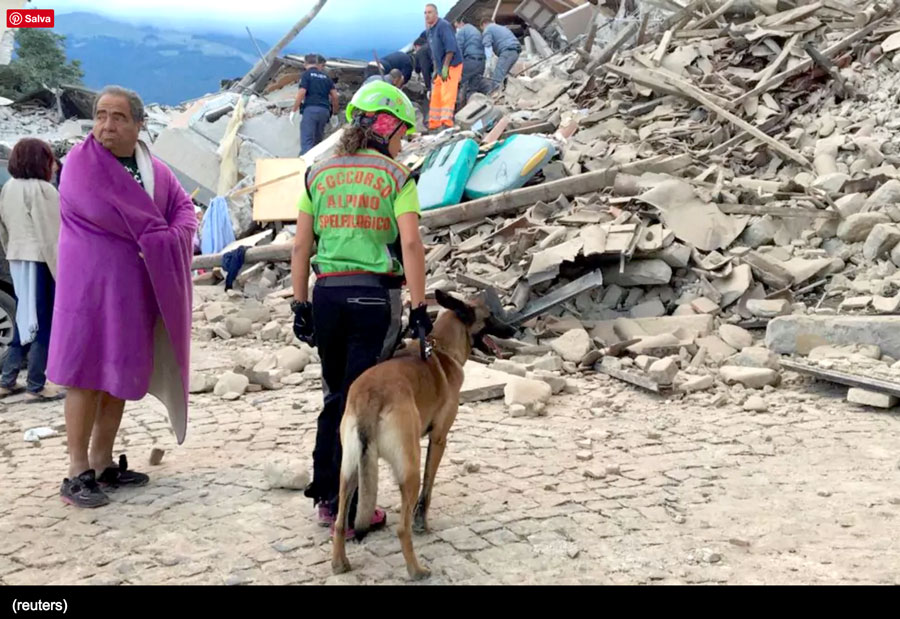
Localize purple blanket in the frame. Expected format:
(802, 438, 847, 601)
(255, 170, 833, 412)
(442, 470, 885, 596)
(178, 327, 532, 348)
(47, 134, 196, 443)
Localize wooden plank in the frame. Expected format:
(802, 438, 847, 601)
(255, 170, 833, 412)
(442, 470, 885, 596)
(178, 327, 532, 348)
(420, 155, 680, 228)
(733, 14, 892, 105)
(425, 243, 451, 272)
(587, 21, 641, 74)
(192, 242, 291, 270)
(688, 0, 739, 30)
(781, 359, 900, 398)
(607, 64, 811, 167)
(651, 29, 673, 66)
(717, 204, 838, 219)
(753, 33, 800, 85)
(251, 158, 307, 222)
(761, 1, 824, 28)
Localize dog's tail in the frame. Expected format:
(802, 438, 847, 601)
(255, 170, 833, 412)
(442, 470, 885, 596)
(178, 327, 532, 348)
(353, 423, 379, 540)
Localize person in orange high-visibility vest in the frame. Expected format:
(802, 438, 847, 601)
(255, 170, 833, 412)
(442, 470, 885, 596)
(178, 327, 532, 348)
(291, 81, 432, 539)
(424, 3, 463, 130)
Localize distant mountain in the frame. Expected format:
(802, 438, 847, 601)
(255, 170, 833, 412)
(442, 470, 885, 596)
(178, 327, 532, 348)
(52, 12, 262, 105)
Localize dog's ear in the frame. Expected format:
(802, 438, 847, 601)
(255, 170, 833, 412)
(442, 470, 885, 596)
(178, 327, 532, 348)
(435, 289, 476, 326)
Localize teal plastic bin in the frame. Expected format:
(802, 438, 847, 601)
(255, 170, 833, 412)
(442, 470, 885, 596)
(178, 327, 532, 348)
(464, 134, 556, 200)
(417, 138, 480, 211)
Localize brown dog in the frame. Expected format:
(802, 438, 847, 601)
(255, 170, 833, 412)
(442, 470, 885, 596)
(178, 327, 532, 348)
(331, 290, 515, 580)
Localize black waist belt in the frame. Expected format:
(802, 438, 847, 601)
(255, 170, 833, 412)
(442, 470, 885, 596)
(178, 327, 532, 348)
(316, 274, 403, 289)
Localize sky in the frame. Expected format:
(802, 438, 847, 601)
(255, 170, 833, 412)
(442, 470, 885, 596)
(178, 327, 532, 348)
(31, 0, 460, 36)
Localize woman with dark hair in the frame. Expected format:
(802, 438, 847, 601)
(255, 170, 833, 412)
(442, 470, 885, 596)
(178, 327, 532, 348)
(0, 138, 63, 402)
(291, 80, 431, 538)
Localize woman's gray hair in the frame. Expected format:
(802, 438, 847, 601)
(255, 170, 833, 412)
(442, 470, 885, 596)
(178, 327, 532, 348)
(93, 85, 145, 123)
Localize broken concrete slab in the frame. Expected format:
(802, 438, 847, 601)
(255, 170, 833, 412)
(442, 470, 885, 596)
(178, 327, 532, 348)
(629, 299, 666, 319)
(712, 264, 753, 308)
(595, 314, 715, 345)
(214, 372, 250, 398)
(781, 257, 834, 285)
(726, 347, 781, 371)
(696, 335, 737, 362)
(238, 111, 301, 158)
(504, 376, 552, 412)
(834, 193, 866, 218)
(527, 238, 584, 285)
(837, 212, 892, 243)
(873, 294, 900, 313)
(678, 374, 715, 393)
(602, 260, 672, 287)
(653, 242, 692, 268)
(847, 387, 898, 409)
(719, 366, 780, 389)
(840, 296, 872, 311)
(153, 127, 220, 203)
(766, 315, 900, 359)
(690, 297, 720, 314)
(647, 357, 679, 386)
(863, 223, 900, 262)
(550, 328, 592, 362)
(638, 177, 748, 252)
(742, 251, 794, 290)
(863, 179, 900, 211)
(719, 324, 754, 351)
(746, 298, 791, 318)
(461, 363, 519, 403)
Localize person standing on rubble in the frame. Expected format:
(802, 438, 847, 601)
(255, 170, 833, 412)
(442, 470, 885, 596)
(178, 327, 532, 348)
(0, 138, 64, 403)
(47, 85, 196, 508)
(480, 17, 522, 93)
(424, 3, 463, 130)
(290, 81, 431, 538)
(292, 54, 340, 156)
(453, 18, 488, 105)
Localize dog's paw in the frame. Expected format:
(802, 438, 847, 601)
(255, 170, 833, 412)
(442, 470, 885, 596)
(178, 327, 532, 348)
(332, 558, 352, 575)
(408, 565, 431, 581)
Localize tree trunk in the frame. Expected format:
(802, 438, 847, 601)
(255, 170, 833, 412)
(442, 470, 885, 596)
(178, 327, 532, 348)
(233, 0, 329, 93)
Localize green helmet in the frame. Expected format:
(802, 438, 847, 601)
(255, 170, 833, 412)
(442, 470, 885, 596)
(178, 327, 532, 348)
(346, 80, 417, 135)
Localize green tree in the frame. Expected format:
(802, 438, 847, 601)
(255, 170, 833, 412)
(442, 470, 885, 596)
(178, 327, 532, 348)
(0, 29, 84, 100)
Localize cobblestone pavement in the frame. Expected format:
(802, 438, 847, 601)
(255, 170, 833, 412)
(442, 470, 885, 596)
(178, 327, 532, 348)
(1, 337, 899, 585)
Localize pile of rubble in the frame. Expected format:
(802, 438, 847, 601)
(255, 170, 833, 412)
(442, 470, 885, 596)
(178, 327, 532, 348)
(400, 0, 900, 410)
(189, 284, 322, 400)
(187, 0, 900, 413)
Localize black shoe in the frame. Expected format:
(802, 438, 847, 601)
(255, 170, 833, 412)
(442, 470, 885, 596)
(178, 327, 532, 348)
(60, 470, 110, 508)
(97, 454, 150, 488)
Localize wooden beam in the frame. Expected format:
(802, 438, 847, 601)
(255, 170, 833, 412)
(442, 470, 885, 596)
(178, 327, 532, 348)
(752, 33, 800, 84)
(587, 21, 640, 74)
(688, 0, 739, 30)
(734, 13, 892, 105)
(717, 204, 838, 218)
(420, 155, 687, 228)
(192, 243, 292, 270)
(760, 1, 824, 28)
(608, 64, 811, 167)
(651, 29, 673, 66)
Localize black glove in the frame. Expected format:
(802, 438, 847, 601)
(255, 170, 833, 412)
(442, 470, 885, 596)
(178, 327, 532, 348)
(408, 304, 433, 338)
(292, 301, 315, 346)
